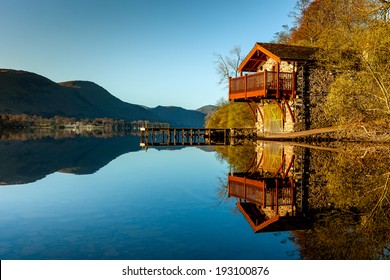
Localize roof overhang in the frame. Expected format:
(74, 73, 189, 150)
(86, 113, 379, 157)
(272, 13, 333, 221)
(238, 42, 318, 73)
(236, 201, 280, 232)
(238, 43, 281, 73)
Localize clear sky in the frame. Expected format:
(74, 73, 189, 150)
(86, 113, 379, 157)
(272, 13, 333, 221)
(0, 0, 296, 110)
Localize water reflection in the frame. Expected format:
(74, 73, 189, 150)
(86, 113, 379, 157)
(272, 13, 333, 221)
(0, 131, 142, 185)
(227, 143, 309, 233)
(0, 130, 389, 260)
(216, 141, 390, 259)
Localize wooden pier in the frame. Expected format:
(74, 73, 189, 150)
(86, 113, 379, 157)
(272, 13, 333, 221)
(139, 127, 256, 148)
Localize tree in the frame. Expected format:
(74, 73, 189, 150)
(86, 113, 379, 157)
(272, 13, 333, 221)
(214, 46, 243, 87)
(272, 24, 295, 44)
(294, 145, 390, 259)
(209, 46, 255, 129)
(274, 0, 390, 132)
(205, 99, 255, 129)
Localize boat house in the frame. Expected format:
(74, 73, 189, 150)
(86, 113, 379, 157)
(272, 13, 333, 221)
(229, 43, 332, 133)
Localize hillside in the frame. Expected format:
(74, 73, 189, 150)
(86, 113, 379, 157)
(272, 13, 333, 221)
(149, 106, 205, 127)
(0, 69, 159, 121)
(59, 81, 162, 121)
(197, 105, 216, 115)
(0, 69, 212, 127)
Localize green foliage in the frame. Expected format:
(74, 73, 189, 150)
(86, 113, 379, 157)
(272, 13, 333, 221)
(205, 100, 255, 128)
(214, 145, 256, 172)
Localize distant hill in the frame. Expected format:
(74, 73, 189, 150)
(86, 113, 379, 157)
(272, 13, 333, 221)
(0, 69, 210, 127)
(0, 69, 159, 121)
(197, 105, 217, 115)
(149, 106, 206, 127)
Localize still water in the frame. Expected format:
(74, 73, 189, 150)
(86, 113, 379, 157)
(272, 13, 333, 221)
(0, 133, 389, 260)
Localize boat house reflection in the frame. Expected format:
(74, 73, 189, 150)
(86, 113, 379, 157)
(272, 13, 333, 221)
(228, 142, 310, 233)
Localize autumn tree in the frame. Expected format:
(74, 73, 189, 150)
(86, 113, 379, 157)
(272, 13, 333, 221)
(275, 0, 390, 134)
(294, 145, 390, 259)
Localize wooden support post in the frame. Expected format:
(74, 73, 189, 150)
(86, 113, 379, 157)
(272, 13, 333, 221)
(292, 70, 296, 98)
(250, 99, 264, 124)
(264, 70, 268, 98)
(291, 178, 295, 211)
(244, 74, 247, 99)
(228, 77, 231, 99)
(283, 155, 295, 179)
(245, 102, 257, 125)
(245, 152, 258, 173)
(275, 179, 279, 214)
(244, 177, 247, 201)
(276, 63, 281, 98)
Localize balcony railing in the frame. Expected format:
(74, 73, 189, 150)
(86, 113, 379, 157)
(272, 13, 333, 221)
(229, 71, 295, 100)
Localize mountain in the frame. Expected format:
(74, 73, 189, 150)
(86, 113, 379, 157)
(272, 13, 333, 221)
(0, 69, 212, 127)
(0, 69, 159, 121)
(149, 106, 205, 127)
(59, 81, 162, 121)
(197, 105, 217, 115)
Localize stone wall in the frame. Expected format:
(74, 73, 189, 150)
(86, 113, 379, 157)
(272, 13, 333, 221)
(254, 60, 334, 133)
(260, 58, 295, 73)
(295, 62, 335, 130)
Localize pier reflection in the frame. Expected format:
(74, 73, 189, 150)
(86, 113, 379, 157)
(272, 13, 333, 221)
(139, 127, 257, 148)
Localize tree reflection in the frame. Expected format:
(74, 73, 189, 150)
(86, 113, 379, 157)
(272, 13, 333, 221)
(296, 145, 390, 259)
(216, 142, 390, 259)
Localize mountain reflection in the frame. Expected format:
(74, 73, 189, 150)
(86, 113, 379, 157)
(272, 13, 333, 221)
(0, 130, 142, 185)
(216, 142, 390, 259)
(1, 130, 389, 259)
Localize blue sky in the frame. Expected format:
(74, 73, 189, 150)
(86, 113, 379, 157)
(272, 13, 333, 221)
(0, 0, 296, 109)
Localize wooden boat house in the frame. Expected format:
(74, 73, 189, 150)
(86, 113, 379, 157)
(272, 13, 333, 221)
(229, 43, 331, 133)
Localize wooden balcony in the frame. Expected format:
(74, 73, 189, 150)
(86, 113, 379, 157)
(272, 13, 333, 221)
(228, 175, 295, 208)
(229, 71, 296, 101)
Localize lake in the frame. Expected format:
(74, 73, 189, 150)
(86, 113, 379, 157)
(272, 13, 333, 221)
(0, 132, 389, 260)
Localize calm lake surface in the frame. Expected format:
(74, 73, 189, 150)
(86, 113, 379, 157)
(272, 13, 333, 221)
(0, 133, 389, 260)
